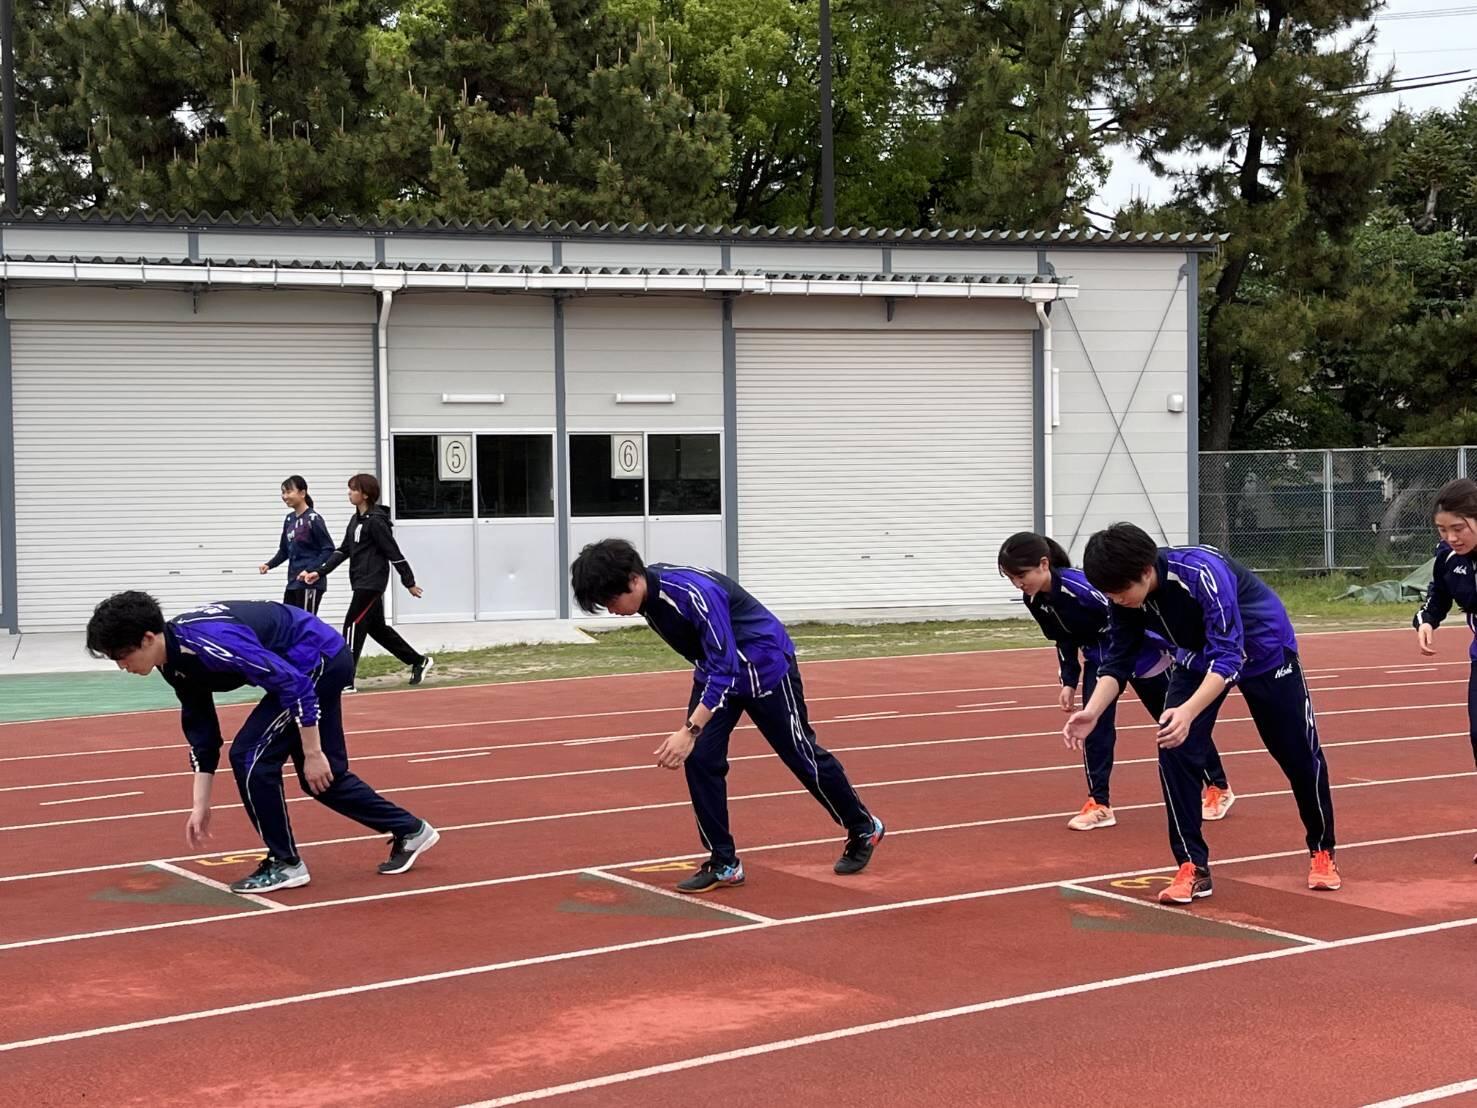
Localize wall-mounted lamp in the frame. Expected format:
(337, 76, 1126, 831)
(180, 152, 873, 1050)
(615, 393, 677, 404)
(1167, 393, 1186, 413)
(441, 393, 506, 404)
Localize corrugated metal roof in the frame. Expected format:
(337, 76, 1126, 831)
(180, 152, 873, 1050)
(0, 210, 1225, 249)
(0, 255, 1072, 282)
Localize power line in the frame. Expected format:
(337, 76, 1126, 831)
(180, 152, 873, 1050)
(1342, 67, 1471, 91)
(1077, 69, 1476, 113)
(1377, 4, 1477, 20)
(1345, 73, 1477, 94)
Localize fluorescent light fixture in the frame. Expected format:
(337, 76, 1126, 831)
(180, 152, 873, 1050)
(441, 393, 506, 404)
(615, 393, 677, 404)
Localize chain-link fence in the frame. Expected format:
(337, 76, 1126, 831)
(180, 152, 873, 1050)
(1199, 447, 1474, 572)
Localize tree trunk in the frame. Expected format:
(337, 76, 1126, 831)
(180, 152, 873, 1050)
(1373, 483, 1423, 558)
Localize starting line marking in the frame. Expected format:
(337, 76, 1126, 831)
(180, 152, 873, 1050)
(149, 862, 284, 912)
(1059, 881, 1321, 946)
(582, 869, 776, 925)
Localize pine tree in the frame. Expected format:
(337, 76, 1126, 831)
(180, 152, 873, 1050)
(375, 1, 730, 224)
(16, 1, 395, 215)
(913, 0, 1136, 229)
(1113, 0, 1393, 452)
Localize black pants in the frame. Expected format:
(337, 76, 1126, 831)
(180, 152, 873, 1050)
(683, 657, 875, 865)
(226, 648, 421, 863)
(1467, 659, 1477, 771)
(1080, 661, 1229, 806)
(282, 588, 323, 616)
(342, 588, 423, 674)
(1158, 652, 1335, 868)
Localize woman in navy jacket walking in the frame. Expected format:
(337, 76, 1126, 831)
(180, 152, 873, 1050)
(259, 476, 336, 616)
(1413, 477, 1477, 863)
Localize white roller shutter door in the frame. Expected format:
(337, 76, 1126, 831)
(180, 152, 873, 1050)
(12, 321, 375, 631)
(736, 329, 1034, 610)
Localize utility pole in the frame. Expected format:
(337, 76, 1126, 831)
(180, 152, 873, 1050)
(2, 0, 17, 210)
(818, 0, 835, 228)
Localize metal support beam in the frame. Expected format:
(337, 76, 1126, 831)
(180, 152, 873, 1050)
(0, 288, 17, 631)
(2, 0, 17, 210)
(1186, 252, 1200, 544)
(554, 296, 570, 618)
(818, 0, 835, 228)
(722, 295, 738, 575)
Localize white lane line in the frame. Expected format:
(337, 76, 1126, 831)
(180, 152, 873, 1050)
(6, 897, 1476, 1062)
(1, 731, 1471, 876)
(582, 869, 776, 925)
(0, 629, 1453, 741)
(1057, 881, 1321, 945)
(1, 665, 1465, 766)
(1362, 1078, 1477, 1107)
(3, 811, 1474, 954)
(149, 861, 284, 912)
(2, 701, 1468, 797)
(5, 713, 1472, 834)
(452, 915, 1477, 1108)
(407, 752, 494, 765)
(37, 791, 144, 807)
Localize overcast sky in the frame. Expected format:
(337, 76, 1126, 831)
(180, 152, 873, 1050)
(1093, 0, 1477, 218)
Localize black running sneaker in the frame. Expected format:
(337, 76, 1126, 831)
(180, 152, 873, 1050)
(229, 857, 310, 893)
(834, 816, 885, 875)
(409, 655, 435, 686)
(378, 821, 440, 875)
(676, 860, 745, 893)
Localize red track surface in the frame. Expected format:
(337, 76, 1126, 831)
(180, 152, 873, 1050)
(4, 629, 1477, 1107)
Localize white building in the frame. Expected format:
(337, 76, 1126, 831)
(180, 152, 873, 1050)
(0, 214, 1217, 633)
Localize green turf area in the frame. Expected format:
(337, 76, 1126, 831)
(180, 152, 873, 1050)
(0, 673, 259, 724)
(0, 573, 1415, 725)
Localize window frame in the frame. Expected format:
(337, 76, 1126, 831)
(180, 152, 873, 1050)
(391, 429, 559, 524)
(564, 429, 725, 522)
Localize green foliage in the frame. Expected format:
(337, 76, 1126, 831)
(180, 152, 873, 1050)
(9, 1, 1477, 455)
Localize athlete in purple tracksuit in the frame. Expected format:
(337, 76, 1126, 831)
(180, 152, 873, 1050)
(1065, 524, 1340, 903)
(85, 593, 438, 893)
(571, 539, 883, 894)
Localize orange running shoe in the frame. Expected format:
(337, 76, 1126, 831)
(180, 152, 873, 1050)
(1201, 785, 1236, 821)
(1158, 861, 1213, 904)
(1068, 799, 1117, 831)
(1308, 850, 1341, 891)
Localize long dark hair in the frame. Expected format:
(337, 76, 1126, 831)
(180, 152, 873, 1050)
(282, 475, 314, 510)
(997, 531, 1071, 575)
(1433, 477, 1477, 520)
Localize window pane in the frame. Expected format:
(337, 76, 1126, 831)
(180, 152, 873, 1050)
(393, 435, 473, 520)
(570, 434, 643, 516)
(648, 434, 721, 515)
(477, 435, 554, 518)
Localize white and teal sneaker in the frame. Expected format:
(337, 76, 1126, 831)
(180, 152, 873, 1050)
(230, 857, 310, 894)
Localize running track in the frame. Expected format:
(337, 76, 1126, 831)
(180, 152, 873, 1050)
(3, 628, 1477, 1107)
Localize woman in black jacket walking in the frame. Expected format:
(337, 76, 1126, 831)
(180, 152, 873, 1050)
(300, 473, 434, 690)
